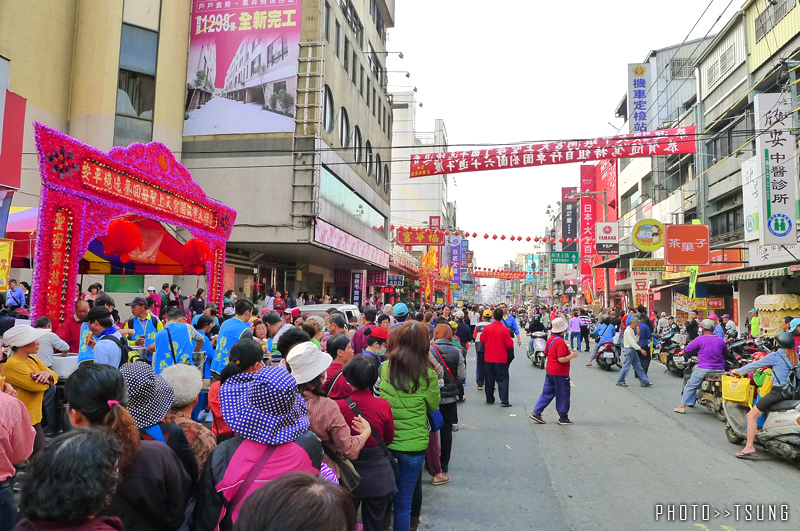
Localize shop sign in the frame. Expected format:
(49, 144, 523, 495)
(551, 251, 579, 264)
(366, 271, 387, 286)
(631, 258, 665, 271)
(707, 298, 725, 310)
(429, 216, 441, 229)
(747, 240, 800, 267)
(0, 238, 12, 290)
(538, 289, 549, 298)
(664, 224, 710, 266)
(562, 187, 578, 251)
(580, 165, 597, 274)
(675, 292, 707, 311)
(564, 285, 577, 294)
(755, 92, 796, 246)
(628, 63, 652, 133)
(449, 235, 461, 284)
(632, 271, 650, 310)
(315, 219, 390, 268)
(561, 295, 570, 303)
(387, 274, 404, 286)
(351, 271, 365, 308)
(595, 222, 619, 255)
(396, 228, 444, 246)
(632, 218, 665, 251)
(741, 156, 760, 242)
(380, 287, 395, 294)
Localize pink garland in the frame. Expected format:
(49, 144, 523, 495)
(31, 123, 237, 323)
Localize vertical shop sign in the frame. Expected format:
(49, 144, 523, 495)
(741, 156, 761, 242)
(449, 234, 461, 284)
(579, 166, 596, 275)
(562, 187, 577, 251)
(628, 63, 652, 133)
(755, 92, 796, 245)
(351, 270, 365, 308)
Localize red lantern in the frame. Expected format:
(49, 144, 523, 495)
(454, 231, 460, 236)
(550, 237, 556, 243)
(492, 235, 497, 240)
(183, 239, 212, 274)
(425, 228, 431, 234)
(558, 238, 564, 243)
(390, 224, 395, 230)
(484, 234, 489, 239)
(444, 230, 450, 235)
(379, 225, 384, 231)
(500, 235, 506, 240)
(575, 237, 581, 243)
(472, 232, 477, 238)
(526, 236, 532, 242)
(566, 238, 572, 243)
(104, 218, 142, 261)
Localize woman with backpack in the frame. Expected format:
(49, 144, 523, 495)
(730, 331, 800, 459)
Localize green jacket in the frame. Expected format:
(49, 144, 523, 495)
(379, 362, 440, 452)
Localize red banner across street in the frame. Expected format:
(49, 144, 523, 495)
(408, 126, 697, 178)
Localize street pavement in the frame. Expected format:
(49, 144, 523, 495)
(417, 339, 800, 531)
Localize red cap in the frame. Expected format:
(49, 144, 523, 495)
(369, 326, 389, 340)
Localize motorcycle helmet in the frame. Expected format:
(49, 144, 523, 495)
(701, 319, 716, 330)
(775, 331, 795, 350)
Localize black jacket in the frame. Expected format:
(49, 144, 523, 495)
(686, 318, 699, 340)
(431, 340, 462, 400)
(99, 441, 191, 531)
(140, 422, 199, 487)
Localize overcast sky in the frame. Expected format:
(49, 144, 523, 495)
(387, 0, 740, 274)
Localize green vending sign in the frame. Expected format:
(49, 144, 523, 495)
(550, 251, 579, 264)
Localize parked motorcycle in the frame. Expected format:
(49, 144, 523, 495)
(527, 331, 548, 369)
(724, 397, 800, 465)
(656, 330, 685, 377)
(595, 341, 619, 371)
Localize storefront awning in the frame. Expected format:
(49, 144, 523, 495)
(592, 250, 650, 269)
(727, 267, 787, 282)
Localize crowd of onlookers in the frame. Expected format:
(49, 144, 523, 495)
(1, 280, 531, 531)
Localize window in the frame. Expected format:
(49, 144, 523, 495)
(365, 141, 373, 176)
(323, 85, 334, 133)
(670, 59, 694, 79)
(706, 61, 719, 88)
(719, 45, 735, 75)
(710, 206, 743, 239)
(756, 0, 796, 42)
(266, 35, 288, 66)
(375, 154, 382, 185)
(383, 165, 390, 193)
(115, 24, 158, 146)
(335, 21, 340, 57)
(344, 40, 350, 72)
(360, 66, 365, 95)
(367, 79, 371, 106)
(353, 126, 363, 163)
(351, 52, 358, 84)
(324, 3, 330, 41)
(320, 166, 386, 231)
(377, 101, 381, 126)
(339, 107, 350, 148)
(372, 89, 376, 116)
(340, 0, 364, 47)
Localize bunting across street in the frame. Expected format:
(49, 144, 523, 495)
(409, 126, 697, 178)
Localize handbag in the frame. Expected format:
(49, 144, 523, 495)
(427, 409, 444, 432)
(431, 345, 463, 396)
(322, 443, 362, 491)
(345, 397, 399, 480)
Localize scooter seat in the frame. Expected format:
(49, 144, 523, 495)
(770, 399, 800, 411)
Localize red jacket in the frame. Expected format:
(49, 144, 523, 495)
(480, 320, 514, 363)
(56, 314, 82, 353)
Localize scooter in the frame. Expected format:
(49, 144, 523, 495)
(681, 354, 747, 422)
(657, 330, 685, 377)
(724, 396, 800, 465)
(594, 341, 619, 371)
(527, 331, 548, 369)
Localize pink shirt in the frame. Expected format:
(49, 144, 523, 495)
(0, 391, 36, 481)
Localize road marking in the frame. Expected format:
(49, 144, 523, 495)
(506, 445, 512, 450)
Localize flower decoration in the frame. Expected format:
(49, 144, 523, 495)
(46, 146, 80, 180)
(219, 212, 233, 234)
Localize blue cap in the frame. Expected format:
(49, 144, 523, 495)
(791, 318, 800, 331)
(393, 302, 409, 316)
(749, 308, 758, 313)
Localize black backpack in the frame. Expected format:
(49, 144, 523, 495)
(100, 335, 139, 367)
(779, 355, 800, 400)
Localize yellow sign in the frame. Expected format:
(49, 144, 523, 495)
(0, 239, 13, 290)
(631, 258, 666, 272)
(633, 64, 646, 77)
(436, 297, 444, 304)
(632, 219, 665, 251)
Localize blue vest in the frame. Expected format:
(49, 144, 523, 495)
(77, 322, 94, 363)
(211, 317, 250, 375)
(153, 322, 193, 374)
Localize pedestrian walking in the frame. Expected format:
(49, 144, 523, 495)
(568, 311, 582, 350)
(616, 315, 652, 388)
(529, 317, 577, 425)
(579, 310, 591, 351)
(473, 310, 492, 390)
(481, 308, 514, 407)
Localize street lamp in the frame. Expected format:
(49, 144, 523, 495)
(565, 189, 610, 307)
(366, 51, 404, 58)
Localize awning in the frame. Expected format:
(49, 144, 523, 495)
(592, 250, 650, 269)
(727, 267, 787, 282)
(7, 207, 37, 233)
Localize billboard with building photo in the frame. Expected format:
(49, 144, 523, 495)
(184, 0, 302, 136)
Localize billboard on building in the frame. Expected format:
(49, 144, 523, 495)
(562, 187, 577, 252)
(579, 165, 596, 276)
(627, 63, 653, 133)
(184, 0, 302, 136)
(741, 156, 760, 242)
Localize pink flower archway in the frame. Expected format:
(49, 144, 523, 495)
(32, 123, 237, 326)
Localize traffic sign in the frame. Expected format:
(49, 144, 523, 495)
(664, 224, 710, 266)
(551, 251, 579, 264)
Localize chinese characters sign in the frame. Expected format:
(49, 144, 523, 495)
(184, 0, 303, 136)
(628, 63, 652, 133)
(314, 219, 390, 268)
(396, 228, 444, 246)
(0, 239, 11, 290)
(449, 235, 461, 284)
(595, 222, 619, 255)
(664, 224, 710, 266)
(81, 161, 217, 229)
(366, 270, 387, 286)
(351, 270, 365, 308)
(579, 166, 597, 274)
(47, 209, 72, 321)
(408, 126, 697, 178)
(631, 259, 665, 272)
(632, 271, 650, 310)
(675, 292, 707, 311)
(429, 216, 441, 230)
(387, 275, 404, 286)
(755, 93, 796, 245)
(562, 187, 577, 252)
(740, 156, 760, 242)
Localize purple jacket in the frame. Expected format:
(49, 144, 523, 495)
(351, 323, 376, 354)
(683, 333, 729, 370)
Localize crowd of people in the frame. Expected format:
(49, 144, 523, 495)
(0, 280, 535, 531)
